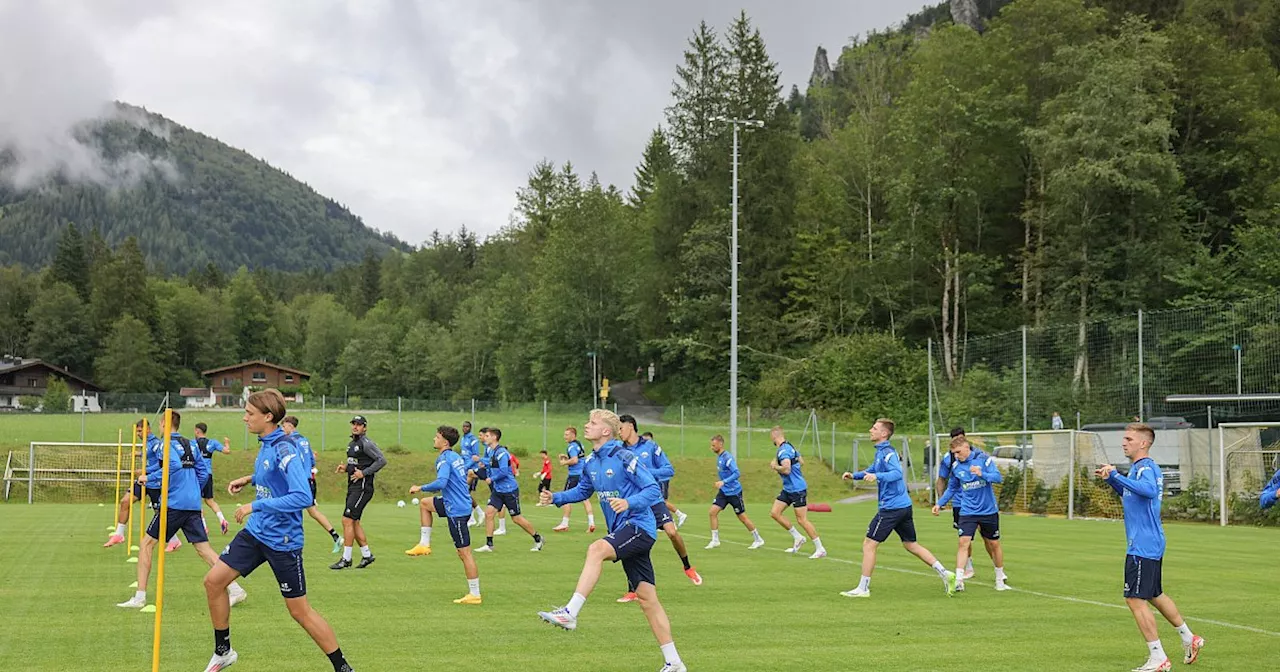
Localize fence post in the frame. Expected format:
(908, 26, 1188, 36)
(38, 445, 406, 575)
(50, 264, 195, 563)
(1137, 309, 1145, 421)
(81, 408, 86, 443)
(321, 395, 326, 451)
(680, 405, 685, 456)
(927, 338, 935, 472)
(831, 422, 836, 472)
(542, 400, 548, 453)
(27, 441, 34, 504)
(1068, 429, 1075, 520)
(1206, 405, 1214, 523)
(471, 399, 475, 425)
(1218, 424, 1227, 527)
(397, 396, 402, 446)
(746, 405, 751, 458)
(1021, 325, 1028, 438)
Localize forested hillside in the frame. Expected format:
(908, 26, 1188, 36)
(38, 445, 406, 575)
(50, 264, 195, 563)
(1, 0, 1277, 426)
(0, 103, 408, 272)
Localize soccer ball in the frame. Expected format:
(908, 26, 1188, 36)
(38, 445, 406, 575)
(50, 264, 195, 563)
(397, 500, 405, 508)
(411, 498, 420, 505)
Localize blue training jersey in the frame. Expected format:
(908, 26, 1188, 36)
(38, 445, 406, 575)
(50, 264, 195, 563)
(937, 449, 1002, 516)
(1260, 468, 1280, 509)
(421, 448, 471, 518)
(776, 442, 806, 492)
(460, 433, 480, 464)
(635, 438, 674, 482)
(161, 434, 209, 511)
(245, 428, 313, 552)
(292, 433, 315, 477)
(143, 433, 164, 488)
(487, 445, 518, 493)
(1106, 457, 1166, 559)
(565, 440, 585, 477)
(552, 439, 661, 538)
(854, 441, 912, 510)
(937, 452, 955, 481)
(717, 450, 742, 496)
(195, 436, 225, 476)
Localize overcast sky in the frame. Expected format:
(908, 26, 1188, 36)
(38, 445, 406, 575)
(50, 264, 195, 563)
(3, 0, 930, 245)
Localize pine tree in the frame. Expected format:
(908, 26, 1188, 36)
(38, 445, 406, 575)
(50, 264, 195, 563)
(49, 224, 90, 301)
(630, 129, 676, 209)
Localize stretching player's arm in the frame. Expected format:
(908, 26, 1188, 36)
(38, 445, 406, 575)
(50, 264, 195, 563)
(419, 459, 452, 493)
(871, 452, 905, 483)
(492, 452, 514, 482)
(937, 474, 961, 508)
(977, 456, 1003, 483)
(1259, 469, 1280, 509)
(721, 459, 740, 487)
(651, 448, 675, 481)
(1106, 464, 1159, 499)
(359, 438, 387, 476)
(251, 450, 313, 514)
(551, 472, 595, 506)
(775, 458, 793, 475)
(622, 457, 662, 511)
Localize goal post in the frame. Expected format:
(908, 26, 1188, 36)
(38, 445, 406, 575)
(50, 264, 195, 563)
(933, 429, 1124, 521)
(5, 442, 137, 504)
(1218, 421, 1280, 527)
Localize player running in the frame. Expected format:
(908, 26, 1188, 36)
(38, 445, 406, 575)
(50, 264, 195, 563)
(931, 434, 1009, 592)
(282, 416, 342, 553)
(553, 426, 596, 532)
(768, 426, 826, 558)
(408, 425, 482, 604)
(537, 409, 687, 672)
(1096, 423, 1204, 671)
(643, 431, 687, 528)
(116, 411, 247, 610)
(841, 418, 953, 598)
(935, 427, 974, 580)
(192, 423, 231, 535)
(616, 414, 700, 603)
(201, 389, 354, 672)
(474, 427, 544, 553)
(104, 419, 161, 548)
(706, 434, 764, 550)
(459, 421, 487, 527)
(330, 415, 385, 570)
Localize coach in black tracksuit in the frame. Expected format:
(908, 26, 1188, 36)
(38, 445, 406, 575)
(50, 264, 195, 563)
(330, 415, 387, 570)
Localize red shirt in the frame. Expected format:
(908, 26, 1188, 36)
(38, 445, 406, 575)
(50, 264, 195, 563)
(538, 458, 553, 480)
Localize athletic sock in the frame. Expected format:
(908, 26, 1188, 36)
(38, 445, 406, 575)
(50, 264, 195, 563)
(533, 533, 542, 543)
(932, 561, 948, 578)
(788, 527, 804, 542)
(680, 555, 691, 570)
(710, 530, 720, 542)
(994, 566, 1007, 582)
(566, 592, 586, 618)
(751, 529, 763, 542)
(134, 590, 146, 602)
(1148, 640, 1167, 662)
(114, 523, 126, 536)
(965, 557, 974, 572)
(559, 517, 570, 526)
(1175, 623, 1194, 645)
(486, 536, 494, 547)
(329, 528, 340, 542)
(660, 642, 683, 666)
(214, 628, 231, 656)
(857, 576, 871, 591)
(813, 537, 825, 552)
(326, 647, 349, 672)
(587, 514, 595, 526)
(468, 578, 481, 596)
(360, 545, 372, 558)
(342, 546, 352, 561)
(420, 526, 432, 547)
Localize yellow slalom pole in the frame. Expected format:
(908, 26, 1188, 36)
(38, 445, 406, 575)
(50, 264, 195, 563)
(126, 427, 138, 559)
(112, 429, 123, 531)
(151, 409, 173, 672)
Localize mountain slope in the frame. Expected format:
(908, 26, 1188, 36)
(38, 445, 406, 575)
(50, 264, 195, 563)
(0, 103, 409, 272)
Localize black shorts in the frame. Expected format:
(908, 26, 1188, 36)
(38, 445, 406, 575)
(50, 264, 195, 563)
(1124, 554, 1163, 600)
(564, 475, 581, 491)
(200, 477, 215, 501)
(220, 529, 306, 599)
(343, 480, 374, 521)
(604, 523, 656, 588)
(132, 483, 161, 510)
(538, 478, 552, 492)
(651, 501, 674, 528)
(308, 480, 317, 507)
(432, 497, 472, 548)
(488, 489, 521, 516)
(147, 508, 207, 544)
(952, 506, 962, 530)
(713, 490, 746, 515)
(660, 481, 671, 500)
(958, 514, 1000, 540)
(776, 489, 808, 509)
(867, 506, 918, 544)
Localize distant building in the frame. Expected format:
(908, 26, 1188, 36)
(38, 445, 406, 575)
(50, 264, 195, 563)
(180, 387, 218, 409)
(201, 360, 310, 406)
(0, 356, 103, 411)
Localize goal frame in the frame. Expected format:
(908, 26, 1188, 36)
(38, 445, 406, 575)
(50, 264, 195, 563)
(10, 442, 126, 504)
(1217, 422, 1280, 526)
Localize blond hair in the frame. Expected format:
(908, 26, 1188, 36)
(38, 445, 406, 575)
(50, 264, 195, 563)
(590, 409, 622, 440)
(876, 418, 896, 437)
(949, 435, 968, 450)
(1126, 422, 1155, 445)
(247, 388, 288, 424)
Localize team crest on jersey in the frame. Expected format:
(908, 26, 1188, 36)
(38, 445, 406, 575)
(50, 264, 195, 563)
(605, 468, 615, 477)
(263, 460, 270, 468)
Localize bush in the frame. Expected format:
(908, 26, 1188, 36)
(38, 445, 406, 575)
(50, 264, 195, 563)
(18, 395, 41, 411)
(384, 443, 410, 455)
(1163, 476, 1217, 522)
(42, 377, 72, 413)
(1225, 470, 1280, 527)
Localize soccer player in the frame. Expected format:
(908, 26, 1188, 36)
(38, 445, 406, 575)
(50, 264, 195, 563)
(202, 389, 354, 672)
(408, 425, 482, 604)
(1096, 423, 1204, 671)
(705, 434, 764, 550)
(534, 450, 553, 504)
(931, 434, 1009, 592)
(459, 421, 486, 526)
(104, 419, 161, 547)
(474, 428, 544, 553)
(935, 427, 974, 579)
(768, 426, 826, 559)
(616, 414, 700, 603)
(643, 431, 687, 528)
(554, 426, 596, 532)
(282, 416, 342, 553)
(117, 412, 248, 610)
(841, 418, 953, 598)
(1259, 465, 1280, 509)
(329, 415, 385, 570)
(193, 422, 231, 535)
(537, 410, 687, 672)
(476, 428, 510, 536)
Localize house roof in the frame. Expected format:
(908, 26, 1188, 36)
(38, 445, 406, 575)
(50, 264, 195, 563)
(179, 387, 212, 397)
(0, 357, 103, 391)
(201, 359, 311, 378)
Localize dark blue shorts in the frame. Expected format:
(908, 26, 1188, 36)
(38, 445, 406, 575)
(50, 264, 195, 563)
(220, 529, 306, 599)
(776, 489, 808, 509)
(660, 481, 672, 500)
(713, 490, 746, 515)
(604, 523, 656, 588)
(564, 475, 581, 491)
(433, 496, 472, 548)
(200, 476, 215, 501)
(651, 501, 674, 528)
(1124, 554, 1163, 600)
(147, 508, 207, 544)
(133, 483, 161, 510)
(867, 506, 917, 544)
(958, 514, 1000, 540)
(488, 489, 521, 516)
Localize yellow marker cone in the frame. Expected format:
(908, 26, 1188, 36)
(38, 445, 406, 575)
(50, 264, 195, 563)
(140, 605, 156, 613)
(127, 557, 138, 564)
(129, 581, 138, 588)
(130, 545, 140, 552)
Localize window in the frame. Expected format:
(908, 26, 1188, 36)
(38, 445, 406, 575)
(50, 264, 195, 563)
(284, 374, 294, 383)
(251, 371, 267, 383)
(27, 377, 38, 387)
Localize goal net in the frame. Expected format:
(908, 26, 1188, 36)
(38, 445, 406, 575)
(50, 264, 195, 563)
(1220, 422, 1280, 526)
(4, 442, 137, 504)
(933, 430, 1124, 520)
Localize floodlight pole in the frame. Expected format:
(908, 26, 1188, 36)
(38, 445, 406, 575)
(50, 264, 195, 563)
(712, 115, 763, 459)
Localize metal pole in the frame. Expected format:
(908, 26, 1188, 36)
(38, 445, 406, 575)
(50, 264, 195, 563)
(729, 121, 740, 460)
(1218, 424, 1226, 526)
(1137, 309, 1144, 421)
(1207, 405, 1214, 523)
(81, 408, 86, 442)
(397, 396, 402, 446)
(471, 398, 475, 425)
(27, 441, 34, 504)
(746, 405, 751, 458)
(1068, 429, 1075, 520)
(927, 338, 935, 475)
(542, 400, 548, 453)
(321, 394, 326, 452)
(1235, 345, 1243, 395)
(831, 422, 836, 472)
(680, 405, 685, 456)
(591, 354, 598, 410)
(1021, 326, 1028, 437)
(1076, 410, 1081, 431)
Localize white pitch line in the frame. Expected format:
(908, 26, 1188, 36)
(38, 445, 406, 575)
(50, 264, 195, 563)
(680, 530, 1280, 638)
